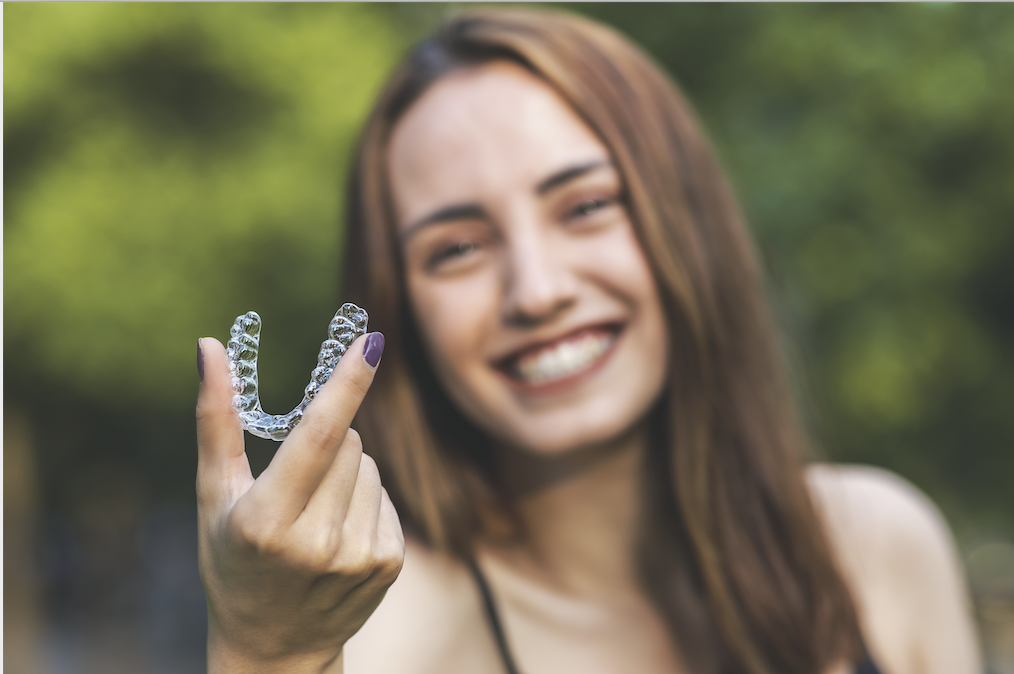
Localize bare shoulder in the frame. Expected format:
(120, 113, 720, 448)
(342, 536, 501, 674)
(807, 464, 950, 557)
(806, 464, 981, 674)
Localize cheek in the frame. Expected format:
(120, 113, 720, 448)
(578, 224, 661, 308)
(580, 225, 669, 368)
(407, 271, 500, 382)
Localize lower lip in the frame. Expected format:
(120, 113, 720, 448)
(498, 327, 622, 396)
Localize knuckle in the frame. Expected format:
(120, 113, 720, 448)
(294, 542, 337, 573)
(336, 540, 375, 579)
(195, 394, 232, 427)
(229, 506, 283, 554)
(194, 403, 210, 425)
(358, 452, 380, 483)
(300, 416, 346, 453)
(344, 427, 363, 451)
(374, 542, 405, 582)
(194, 396, 215, 423)
(334, 523, 404, 584)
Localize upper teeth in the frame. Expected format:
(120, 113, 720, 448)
(515, 332, 615, 385)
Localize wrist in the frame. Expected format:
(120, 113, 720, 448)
(207, 628, 342, 674)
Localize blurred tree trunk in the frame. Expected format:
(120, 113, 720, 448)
(4, 409, 45, 674)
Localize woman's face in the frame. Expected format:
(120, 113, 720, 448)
(389, 62, 668, 455)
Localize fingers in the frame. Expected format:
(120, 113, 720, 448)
(377, 487, 406, 566)
(302, 428, 365, 530)
(298, 450, 403, 584)
(338, 452, 384, 553)
(196, 337, 250, 508)
(252, 332, 384, 518)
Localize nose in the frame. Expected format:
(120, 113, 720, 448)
(501, 224, 578, 328)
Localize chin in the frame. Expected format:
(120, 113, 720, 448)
(489, 389, 657, 456)
(511, 425, 635, 456)
(507, 363, 664, 457)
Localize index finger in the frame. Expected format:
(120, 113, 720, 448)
(248, 332, 385, 518)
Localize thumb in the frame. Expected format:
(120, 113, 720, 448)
(196, 337, 250, 508)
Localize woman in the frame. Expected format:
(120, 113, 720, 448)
(196, 10, 980, 674)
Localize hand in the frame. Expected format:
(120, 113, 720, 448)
(196, 333, 404, 673)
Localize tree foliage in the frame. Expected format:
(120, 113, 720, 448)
(5, 4, 1013, 534)
(5, 3, 408, 411)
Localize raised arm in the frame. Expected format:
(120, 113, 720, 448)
(196, 333, 404, 673)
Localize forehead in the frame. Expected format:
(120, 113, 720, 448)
(387, 61, 611, 228)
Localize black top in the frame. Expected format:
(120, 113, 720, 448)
(468, 560, 883, 674)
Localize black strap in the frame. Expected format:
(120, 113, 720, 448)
(470, 558, 882, 674)
(469, 559, 522, 674)
(854, 651, 884, 674)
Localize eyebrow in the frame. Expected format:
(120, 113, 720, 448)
(536, 159, 611, 195)
(400, 159, 613, 242)
(401, 203, 488, 242)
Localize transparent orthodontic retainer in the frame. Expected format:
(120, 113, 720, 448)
(226, 303, 369, 441)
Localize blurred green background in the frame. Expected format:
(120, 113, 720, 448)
(4, 4, 1013, 672)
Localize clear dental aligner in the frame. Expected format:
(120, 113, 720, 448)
(226, 303, 369, 441)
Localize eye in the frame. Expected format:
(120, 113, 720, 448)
(426, 239, 479, 271)
(566, 196, 619, 221)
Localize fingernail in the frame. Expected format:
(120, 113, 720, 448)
(363, 332, 385, 368)
(197, 339, 205, 382)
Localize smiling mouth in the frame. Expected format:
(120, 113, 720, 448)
(499, 326, 620, 388)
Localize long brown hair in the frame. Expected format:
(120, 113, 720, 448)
(343, 9, 863, 674)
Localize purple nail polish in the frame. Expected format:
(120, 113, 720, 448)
(197, 340, 205, 382)
(363, 332, 385, 368)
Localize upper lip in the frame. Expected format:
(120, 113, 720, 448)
(490, 320, 625, 370)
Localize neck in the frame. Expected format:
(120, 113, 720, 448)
(486, 426, 648, 598)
